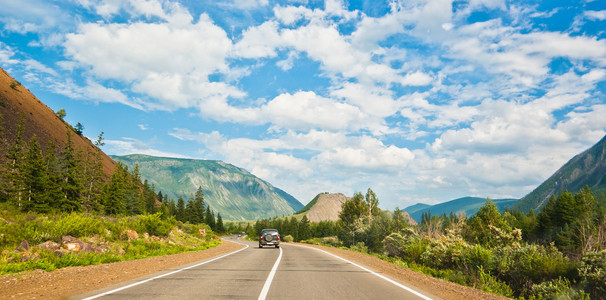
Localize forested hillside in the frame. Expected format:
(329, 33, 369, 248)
(513, 135, 606, 213)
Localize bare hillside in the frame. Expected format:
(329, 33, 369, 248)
(306, 193, 348, 222)
(0, 68, 116, 178)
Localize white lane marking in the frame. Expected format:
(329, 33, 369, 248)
(287, 244, 433, 300)
(258, 246, 283, 300)
(83, 240, 249, 300)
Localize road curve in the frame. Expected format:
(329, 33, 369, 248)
(74, 236, 437, 300)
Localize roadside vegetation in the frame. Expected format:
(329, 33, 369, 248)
(0, 116, 223, 275)
(252, 188, 606, 299)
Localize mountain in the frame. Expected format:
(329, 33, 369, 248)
(512, 135, 606, 213)
(0, 68, 116, 178)
(111, 154, 303, 220)
(403, 197, 518, 223)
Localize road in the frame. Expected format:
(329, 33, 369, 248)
(74, 236, 436, 300)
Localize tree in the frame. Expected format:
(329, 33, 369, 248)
(465, 199, 511, 246)
(298, 215, 311, 241)
(339, 192, 369, 225)
(144, 181, 157, 214)
(190, 186, 205, 224)
(58, 131, 83, 212)
(4, 116, 25, 207)
(392, 207, 407, 233)
(56, 108, 66, 120)
(82, 150, 104, 213)
(365, 188, 379, 218)
(74, 122, 84, 135)
(216, 213, 225, 233)
(43, 139, 63, 209)
(176, 196, 186, 222)
(206, 206, 216, 230)
(22, 135, 49, 213)
(102, 164, 128, 215)
(95, 131, 105, 147)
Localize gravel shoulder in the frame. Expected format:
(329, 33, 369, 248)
(0, 241, 243, 300)
(294, 243, 511, 300)
(0, 239, 509, 300)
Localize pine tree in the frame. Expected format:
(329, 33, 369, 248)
(44, 139, 63, 210)
(58, 131, 82, 212)
(102, 164, 127, 215)
(193, 186, 206, 224)
(185, 197, 194, 223)
(82, 150, 104, 212)
(144, 181, 156, 214)
(23, 135, 50, 213)
(216, 213, 225, 233)
(4, 116, 26, 207)
(299, 215, 311, 241)
(176, 196, 186, 222)
(205, 206, 216, 230)
(125, 164, 145, 215)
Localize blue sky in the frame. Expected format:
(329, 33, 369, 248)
(1, 0, 605, 210)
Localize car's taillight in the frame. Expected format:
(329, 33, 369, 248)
(277, 235, 280, 240)
(260, 235, 263, 239)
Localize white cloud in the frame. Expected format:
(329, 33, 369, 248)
(51, 79, 141, 109)
(261, 91, 366, 132)
(584, 10, 606, 21)
(104, 137, 190, 158)
(233, 21, 282, 58)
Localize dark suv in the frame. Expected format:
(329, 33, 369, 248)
(259, 229, 280, 248)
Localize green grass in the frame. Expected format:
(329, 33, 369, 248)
(0, 205, 220, 275)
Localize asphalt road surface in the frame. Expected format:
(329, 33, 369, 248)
(74, 236, 437, 300)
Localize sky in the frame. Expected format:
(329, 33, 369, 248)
(1, 0, 605, 210)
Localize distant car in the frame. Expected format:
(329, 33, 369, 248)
(259, 229, 280, 248)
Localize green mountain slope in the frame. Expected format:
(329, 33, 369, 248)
(110, 154, 303, 220)
(512, 135, 606, 213)
(403, 197, 518, 223)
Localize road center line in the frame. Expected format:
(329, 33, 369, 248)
(287, 244, 433, 300)
(83, 241, 249, 300)
(258, 246, 283, 300)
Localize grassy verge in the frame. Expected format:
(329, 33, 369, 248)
(0, 204, 219, 275)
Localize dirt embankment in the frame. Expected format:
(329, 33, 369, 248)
(0, 67, 116, 178)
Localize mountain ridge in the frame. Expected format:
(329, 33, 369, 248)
(111, 154, 303, 220)
(512, 135, 606, 213)
(403, 197, 518, 223)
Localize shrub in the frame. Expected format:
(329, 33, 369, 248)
(282, 235, 294, 242)
(578, 250, 606, 299)
(493, 244, 577, 297)
(9, 80, 21, 90)
(528, 277, 589, 300)
(137, 214, 174, 236)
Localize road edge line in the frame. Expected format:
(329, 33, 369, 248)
(258, 246, 283, 300)
(287, 243, 433, 300)
(82, 242, 249, 300)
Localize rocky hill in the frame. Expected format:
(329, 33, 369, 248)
(512, 135, 606, 213)
(0, 68, 116, 178)
(303, 193, 348, 222)
(111, 154, 303, 220)
(299, 192, 417, 225)
(403, 197, 518, 223)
